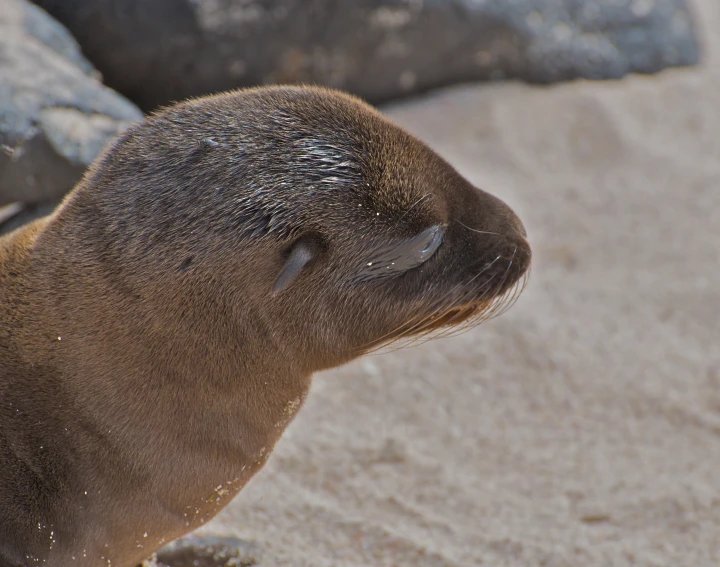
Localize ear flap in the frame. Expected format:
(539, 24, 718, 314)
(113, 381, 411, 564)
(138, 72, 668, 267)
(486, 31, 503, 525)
(272, 240, 316, 293)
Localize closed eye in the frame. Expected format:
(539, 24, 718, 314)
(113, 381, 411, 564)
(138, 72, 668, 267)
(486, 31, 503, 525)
(356, 224, 444, 282)
(417, 225, 443, 257)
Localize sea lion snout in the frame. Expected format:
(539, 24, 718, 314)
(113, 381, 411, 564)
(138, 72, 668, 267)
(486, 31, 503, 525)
(437, 185, 531, 307)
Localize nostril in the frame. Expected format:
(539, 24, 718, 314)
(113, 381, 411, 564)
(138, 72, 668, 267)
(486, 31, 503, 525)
(512, 216, 527, 238)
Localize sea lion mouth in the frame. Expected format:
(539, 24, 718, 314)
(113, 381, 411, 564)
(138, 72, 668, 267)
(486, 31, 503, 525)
(422, 304, 479, 330)
(357, 266, 530, 354)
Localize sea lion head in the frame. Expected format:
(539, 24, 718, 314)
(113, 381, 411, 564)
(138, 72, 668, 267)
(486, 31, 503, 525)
(58, 86, 530, 370)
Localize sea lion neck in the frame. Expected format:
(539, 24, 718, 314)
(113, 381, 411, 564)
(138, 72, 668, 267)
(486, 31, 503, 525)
(3, 211, 314, 512)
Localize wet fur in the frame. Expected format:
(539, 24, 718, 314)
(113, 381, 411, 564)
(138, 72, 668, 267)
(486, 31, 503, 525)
(0, 86, 530, 567)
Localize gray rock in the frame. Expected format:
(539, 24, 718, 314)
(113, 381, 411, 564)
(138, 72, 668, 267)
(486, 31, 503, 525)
(0, 0, 142, 207)
(0, 201, 60, 236)
(31, 0, 700, 112)
(143, 536, 260, 567)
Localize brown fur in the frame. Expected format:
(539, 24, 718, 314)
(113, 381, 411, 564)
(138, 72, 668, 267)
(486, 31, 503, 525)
(0, 86, 530, 567)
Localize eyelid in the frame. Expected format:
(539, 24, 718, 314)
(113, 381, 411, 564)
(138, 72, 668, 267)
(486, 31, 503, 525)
(357, 224, 444, 282)
(415, 225, 443, 260)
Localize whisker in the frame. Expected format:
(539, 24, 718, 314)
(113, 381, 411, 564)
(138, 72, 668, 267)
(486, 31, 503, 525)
(456, 220, 503, 237)
(352, 246, 531, 357)
(397, 193, 432, 223)
(390, 259, 503, 349)
(398, 272, 500, 348)
(353, 255, 501, 354)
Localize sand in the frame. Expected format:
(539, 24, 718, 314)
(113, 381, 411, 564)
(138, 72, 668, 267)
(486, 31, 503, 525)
(193, 1, 720, 565)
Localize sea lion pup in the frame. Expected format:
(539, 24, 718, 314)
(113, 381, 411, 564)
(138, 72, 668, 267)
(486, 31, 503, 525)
(0, 85, 530, 567)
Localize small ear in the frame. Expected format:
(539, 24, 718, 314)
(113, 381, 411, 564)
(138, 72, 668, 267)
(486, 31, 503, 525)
(273, 240, 316, 293)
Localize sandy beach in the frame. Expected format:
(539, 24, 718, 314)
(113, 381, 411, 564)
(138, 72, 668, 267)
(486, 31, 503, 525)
(191, 1, 720, 565)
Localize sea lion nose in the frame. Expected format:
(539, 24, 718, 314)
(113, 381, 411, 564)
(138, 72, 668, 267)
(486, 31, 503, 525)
(466, 185, 527, 241)
(497, 199, 527, 240)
